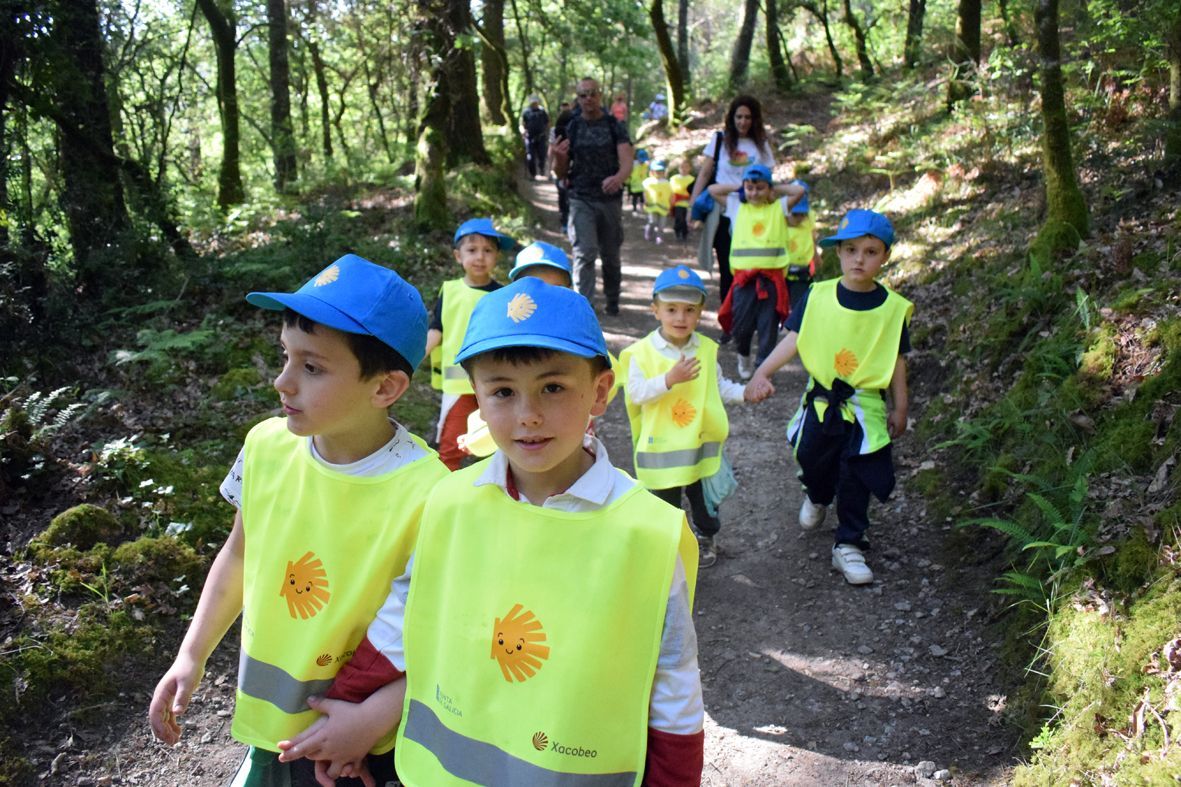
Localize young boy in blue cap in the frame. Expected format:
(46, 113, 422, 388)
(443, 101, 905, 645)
(426, 217, 515, 470)
(709, 164, 805, 381)
(747, 210, 913, 585)
(642, 160, 672, 245)
(507, 240, 574, 287)
(621, 264, 750, 567)
(277, 278, 704, 786)
(148, 254, 448, 785)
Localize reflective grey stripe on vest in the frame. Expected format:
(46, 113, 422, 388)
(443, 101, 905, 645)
(443, 365, 468, 380)
(237, 651, 334, 714)
(634, 441, 721, 470)
(731, 247, 785, 257)
(403, 699, 636, 786)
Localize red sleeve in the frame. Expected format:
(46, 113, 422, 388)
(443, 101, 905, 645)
(644, 727, 704, 786)
(324, 636, 405, 703)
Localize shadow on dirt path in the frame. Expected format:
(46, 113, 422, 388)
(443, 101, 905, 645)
(517, 172, 1020, 786)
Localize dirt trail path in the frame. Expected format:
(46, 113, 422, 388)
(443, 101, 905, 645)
(518, 175, 1018, 786)
(86, 176, 1017, 787)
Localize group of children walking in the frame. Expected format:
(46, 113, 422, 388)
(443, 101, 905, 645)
(629, 150, 697, 245)
(147, 161, 912, 786)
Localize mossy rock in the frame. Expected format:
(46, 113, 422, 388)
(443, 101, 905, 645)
(32, 504, 123, 552)
(211, 366, 264, 401)
(1078, 324, 1116, 382)
(1098, 527, 1160, 596)
(111, 536, 205, 586)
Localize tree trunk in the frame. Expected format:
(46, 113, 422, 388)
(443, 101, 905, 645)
(947, 0, 982, 108)
(268, 0, 297, 191)
(997, 0, 1019, 47)
(803, 1, 844, 79)
(729, 0, 759, 90)
(904, 0, 926, 68)
(1031, 0, 1088, 262)
(508, 0, 535, 98)
(416, 80, 450, 229)
(649, 0, 685, 128)
(1165, 8, 1181, 166)
(842, 0, 873, 79)
(47, 0, 130, 290)
(767, 0, 792, 91)
(677, 0, 691, 93)
(479, 0, 511, 126)
(307, 39, 333, 161)
(195, 0, 245, 207)
(445, 0, 489, 165)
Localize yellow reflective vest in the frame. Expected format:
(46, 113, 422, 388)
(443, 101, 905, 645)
(620, 333, 729, 489)
(729, 199, 790, 270)
(437, 279, 494, 395)
(792, 279, 913, 454)
(232, 417, 448, 752)
(642, 177, 672, 216)
(395, 463, 698, 786)
(784, 213, 816, 273)
(627, 161, 649, 193)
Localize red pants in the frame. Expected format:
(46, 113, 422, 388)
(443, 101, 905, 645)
(438, 394, 479, 471)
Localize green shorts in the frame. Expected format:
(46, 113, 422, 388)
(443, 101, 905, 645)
(229, 746, 398, 787)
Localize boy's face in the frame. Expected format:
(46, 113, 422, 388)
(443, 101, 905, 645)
(651, 298, 703, 347)
(455, 234, 500, 285)
(470, 352, 613, 494)
(787, 211, 807, 226)
(520, 267, 573, 288)
(654, 168, 667, 180)
(743, 178, 773, 205)
(274, 323, 395, 451)
(837, 235, 890, 291)
(679, 160, 692, 175)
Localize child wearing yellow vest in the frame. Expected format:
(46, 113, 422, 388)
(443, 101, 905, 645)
(276, 278, 704, 787)
(628, 149, 650, 212)
(746, 210, 913, 586)
(642, 159, 673, 245)
(784, 178, 820, 313)
(426, 218, 515, 470)
(620, 265, 750, 568)
(669, 158, 696, 241)
(147, 254, 448, 786)
(708, 164, 805, 381)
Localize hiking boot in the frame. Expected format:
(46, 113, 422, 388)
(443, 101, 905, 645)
(737, 354, 753, 381)
(798, 496, 827, 530)
(698, 535, 717, 568)
(832, 544, 873, 585)
(605, 300, 620, 316)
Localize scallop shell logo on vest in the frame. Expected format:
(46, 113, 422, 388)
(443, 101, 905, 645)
(280, 551, 331, 619)
(492, 603, 550, 682)
(314, 265, 340, 287)
(834, 348, 859, 378)
(506, 293, 537, 324)
(671, 398, 697, 428)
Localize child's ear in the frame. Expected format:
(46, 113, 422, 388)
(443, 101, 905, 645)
(452, 246, 463, 263)
(589, 368, 614, 418)
(372, 370, 411, 408)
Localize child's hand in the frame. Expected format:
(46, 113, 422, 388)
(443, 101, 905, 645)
(314, 758, 374, 787)
(888, 409, 908, 439)
(148, 654, 204, 745)
(277, 695, 383, 766)
(745, 375, 775, 403)
(690, 220, 703, 230)
(664, 354, 700, 387)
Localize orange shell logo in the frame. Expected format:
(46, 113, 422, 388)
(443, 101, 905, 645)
(834, 348, 859, 378)
(314, 265, 340, 287)
(279, 551, 331, 620)
(492, 603, 550, 683)
(532, 732, 548, 751)
(316, 653, 333, 667)
(788, 238, 798, 252)
(671, 398, 697, 428)
(752, 221, 766, 237)
(507, 293, 537, 324)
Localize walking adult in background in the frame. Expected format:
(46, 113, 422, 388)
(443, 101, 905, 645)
(521, 95, 550, 180)
(550, 101, 576, 233)
(551, 77, 634, 315)
(688, 96, 776, 340)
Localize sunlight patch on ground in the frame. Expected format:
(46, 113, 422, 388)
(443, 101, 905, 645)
(759, 647, 928, 701)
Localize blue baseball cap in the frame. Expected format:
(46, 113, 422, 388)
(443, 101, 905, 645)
(789, 179, 810, 215)
(247, 254, 429, 369)
(453, 218, 514, 250)
(454, 278, 609, 364)
(743, 164, 773, 184)
(819, 209, 895, 249)
(508, 241, 572, 281)
(650, 160, 667, 172)
(653, 265, 706, 303)
(635, 149, 651, 163)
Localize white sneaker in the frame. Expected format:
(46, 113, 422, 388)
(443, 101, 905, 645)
(798, 497, 827, 530)
(737, 354, 753, 380)
(832, 544, 874, 585)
